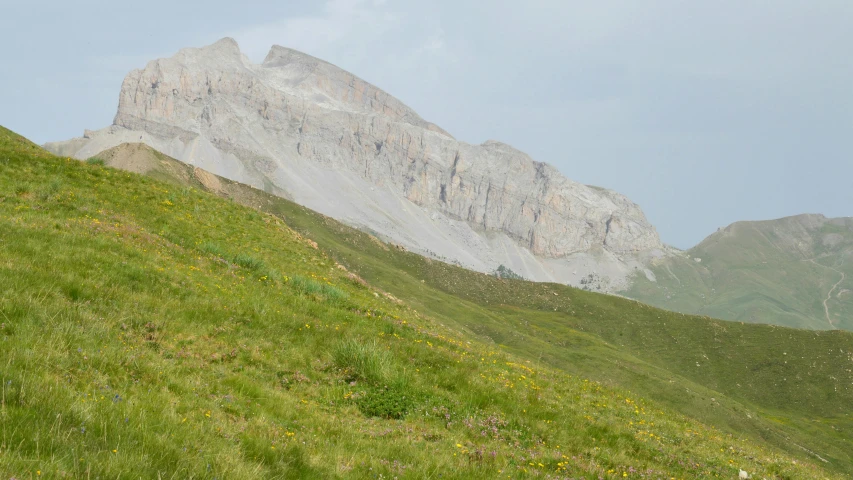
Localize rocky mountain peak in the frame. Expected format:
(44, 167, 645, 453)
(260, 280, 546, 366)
(175, 36, 245, 65)
(207, 36, 241, 53)
(263, 44, 326, 67)
(46, 38, 666, 290)
(258, 41, 450, 136)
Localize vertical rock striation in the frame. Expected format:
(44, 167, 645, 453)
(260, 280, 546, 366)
(46, 38, 666, 289)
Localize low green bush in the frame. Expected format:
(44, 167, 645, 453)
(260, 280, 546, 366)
(355, 382, 417, 419)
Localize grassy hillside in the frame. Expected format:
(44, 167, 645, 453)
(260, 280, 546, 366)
(4, 133, 841, 479)
(61, 141, 853, 477)
(623, 215, 853, 331)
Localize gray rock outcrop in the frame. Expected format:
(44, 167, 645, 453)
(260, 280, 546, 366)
(46, 38, 667, 289)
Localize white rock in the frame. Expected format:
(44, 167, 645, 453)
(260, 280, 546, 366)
(46, 38, 667, 290)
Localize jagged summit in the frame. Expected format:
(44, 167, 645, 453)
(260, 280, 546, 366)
(207, 36, 240, 52)
(263, 44, 330, 67)
(45, 38, 666, 290)
(258, 41, 450, 135)
(174, 36, 245, 64)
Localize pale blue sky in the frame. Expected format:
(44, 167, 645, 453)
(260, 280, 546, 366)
(2, 0, 851, 248)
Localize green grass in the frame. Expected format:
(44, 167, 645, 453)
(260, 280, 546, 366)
(0, 126, 845, 478)
(259, 198, 853, 476)
(120, 143, 853, 474)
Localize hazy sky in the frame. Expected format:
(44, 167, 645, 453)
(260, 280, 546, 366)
(2, 0, 851, 248)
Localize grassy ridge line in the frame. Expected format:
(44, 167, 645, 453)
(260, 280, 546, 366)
(0, 129, 835, 477)
(83, 142, 853, 474)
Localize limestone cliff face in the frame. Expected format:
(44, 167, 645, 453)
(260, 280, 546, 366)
(112, 38, 661, 258)
(48, 38, 666, 288)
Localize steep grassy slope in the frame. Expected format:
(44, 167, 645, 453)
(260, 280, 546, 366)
(623, 215, 853, 331)
(78, 142, 853, 476)
(2, 129, 839, 478)
(232, 192, 853, 475)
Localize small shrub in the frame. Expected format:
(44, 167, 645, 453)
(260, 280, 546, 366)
(355, 382, 417, 419)
(493, 264, 524, 280)
(86, 157, 105, 166)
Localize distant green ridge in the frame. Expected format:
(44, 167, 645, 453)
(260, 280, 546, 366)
(623, 214, 853, 331)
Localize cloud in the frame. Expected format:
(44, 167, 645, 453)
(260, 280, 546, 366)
(416, 29, 446, 54)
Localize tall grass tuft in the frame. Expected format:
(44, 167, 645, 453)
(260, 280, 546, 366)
(233, 253, 265, 271)
(333, 339, 391, 384)
(199, 241, 225, 258)
(290, 275, 349, 304)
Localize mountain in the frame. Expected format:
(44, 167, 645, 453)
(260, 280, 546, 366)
(42, 37, 853, 333)
(44, 37, 665, 291)
(39, 137, 853, 476)
(623, 214, 853, 330)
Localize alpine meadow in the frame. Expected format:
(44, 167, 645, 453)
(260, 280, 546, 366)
(2, 128, 852, 478)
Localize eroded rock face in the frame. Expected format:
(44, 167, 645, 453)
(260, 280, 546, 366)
(47, 38, 666, 288)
